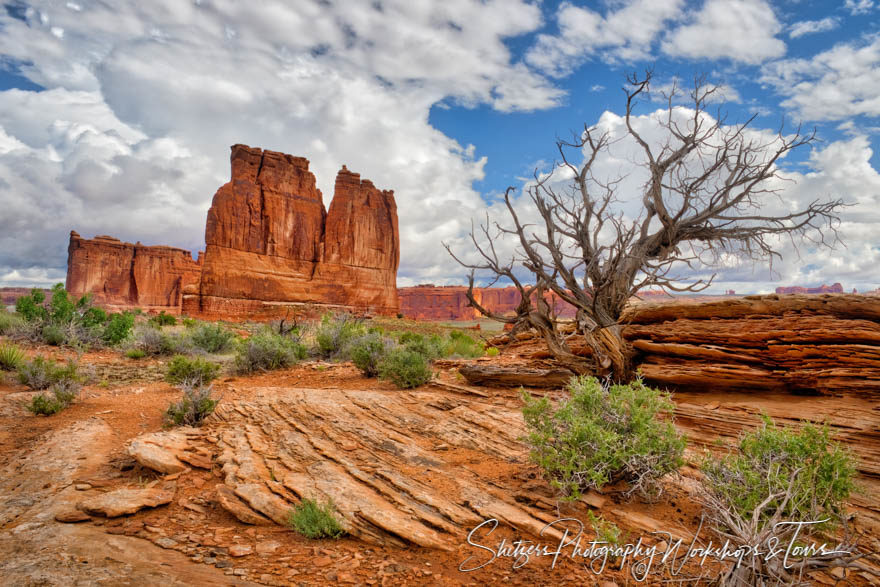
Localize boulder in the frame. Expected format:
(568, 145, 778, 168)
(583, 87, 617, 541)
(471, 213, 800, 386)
(77, 484, 176, 518)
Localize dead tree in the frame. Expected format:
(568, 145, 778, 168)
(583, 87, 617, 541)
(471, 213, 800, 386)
(446, 71, 844, 381)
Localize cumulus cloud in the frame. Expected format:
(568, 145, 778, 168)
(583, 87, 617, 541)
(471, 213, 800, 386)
(789, 17, 839, 39)
(0, 0, 561, 286)
(661, 0, 786, 64)
(525, 0, 685, 77)
(761, 36, 880, 121)
(844, 0, 875, 15)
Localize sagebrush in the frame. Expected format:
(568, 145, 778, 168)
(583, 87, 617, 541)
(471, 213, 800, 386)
(287, 498, 346, 539)
(378, 347, 432, 389)
(165, 355, 220, 386)
(521, 375, 686, 500)
(164, 382, 219, 427)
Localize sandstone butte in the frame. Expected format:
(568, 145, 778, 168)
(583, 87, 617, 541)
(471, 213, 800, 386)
(66, 232, 202, 313)
(65, 144, 400, 318)
(775, 282, 844, 294)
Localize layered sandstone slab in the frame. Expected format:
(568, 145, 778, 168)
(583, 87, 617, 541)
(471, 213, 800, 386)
(66, 232, 201, 313)
(187, 145, 399, 319)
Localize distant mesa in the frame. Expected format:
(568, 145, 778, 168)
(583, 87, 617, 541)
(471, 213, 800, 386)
(66, 144, 400, 318)
(775, 283, 844, 295)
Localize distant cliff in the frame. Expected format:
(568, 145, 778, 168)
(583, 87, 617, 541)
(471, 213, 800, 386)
(775, 283, 844, 294)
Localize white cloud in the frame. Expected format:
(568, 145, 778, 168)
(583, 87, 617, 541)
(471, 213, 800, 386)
(661, 0, 786, 64)
(844, 0, 875, 15)
(525, 0, 685, 77)
(761, 36, 880, 121)
(0, 0, 562, 285)
(789, 17, 839, 39)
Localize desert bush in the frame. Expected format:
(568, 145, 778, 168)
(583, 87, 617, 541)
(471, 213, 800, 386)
(486, 346, 500, 357)
(125, 348, 146, 359)
(349, 332, 392, 377)
(190, 322, 235, 353)
(103, 312, 135, 345)
(378, 347, 433, 389)
(15, 288, 49, 322)
(586, 510, 621, 546)
(0, 310, 24, 335)
(129, 324, 181, 355)
(287, 498, 345, 539)
(182, 317, 198, 328)
(27, 379, 81, 415)
(234, 330, 307, 373)
(41, 323, 66, 346)
(148, 311, 177, 327)
(440, 330, 484, 358)
(521, 375, 686, 501)
(398, 332, 442, 360)
(699, 416, 860, 584)
(314, 313, 365, 358)
(0, 343, 25, 371)
(164, 382, 219, 427)
(17, 357, 81, 390)
(165, 355, 220, 386)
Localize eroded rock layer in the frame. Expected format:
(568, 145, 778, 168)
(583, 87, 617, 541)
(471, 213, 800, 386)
(625, 294, 880, 398)
(398, 285, 577, 320)
(66, 232, 202, 313)
(186, 145, 399, 319)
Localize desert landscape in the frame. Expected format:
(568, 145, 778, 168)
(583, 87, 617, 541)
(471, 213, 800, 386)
(4, 2, 880, 586)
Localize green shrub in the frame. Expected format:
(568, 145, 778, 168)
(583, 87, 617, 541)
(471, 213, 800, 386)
(190, 322, 235, 353)
(287, 499, 345, 539)
(17, 357, 81, 390)
(702, 416, 856, 529)
(103, 312, 135, 345)
(349, 332, 391, 377)
(440, 330, 484, 358)
(129, 324, 179, 355)
(148, 311, 178, 327)
(165, 355, 220, 386)
(378, 348, 433, 389)
(182, 317, 198, 328)
(41, 323, 66, 346)
(521, 376, 686, 501)
(234, 330, 307, 373)
(586, 510, 621, 546)
(164, 383, 219, 427)
(0, 343, 25, 371)
(699, 416, 859, 583)
(80, 306, 108, 328)
(398, 332, 442, 360)
(15, 288, 49, 322)
(0, 310, 24, 335)
(314, 313, 365, 358)
(486, 346, 500, 357)
(125, 348, 146, 359)
(27, 379, 81, 415)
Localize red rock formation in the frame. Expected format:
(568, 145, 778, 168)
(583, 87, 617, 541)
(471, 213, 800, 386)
(186, 145, 399, 319)
(775, 282, 844, 294)
(66, 232, 201, 313)
(398, 285, 575, 320)
(1, 287, 49, 306)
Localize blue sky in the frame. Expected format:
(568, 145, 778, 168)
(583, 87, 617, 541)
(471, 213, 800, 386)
(1, 0, 879, 293)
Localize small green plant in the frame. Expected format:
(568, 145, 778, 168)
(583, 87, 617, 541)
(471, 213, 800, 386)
(398, 331, 442, 360)
(441, 330, 485, 358)
(165, 355, 220, 386)
(103, 312, 135, 345)
(586, 511, 621, 546)
(27, 380, 81, 415)
(486, 346, 500, 357)
(314, 313, 365, 358)
(521, 375, 686, 501)
(164, 383, 219, 427)
(125, 348, 146, 359)
(41, 323, 66, 346)
(129, 324, 181, 355)
(148, 311, 178, 327)
(17, 357, 81, 390)
(182, 317, 198, 328)
(234, 330, 307, 373)
(190, 322, 235, 353)
(702, 416, 856, 529)
(699, 416, 859, 584)
(378, 347, 433, 389)
(15, 288, 49, 322)
(0, 342, 26, 371)
(0, 310, 25, 335)
(287, 498, 346, 539)
(349, 332, 391, 377)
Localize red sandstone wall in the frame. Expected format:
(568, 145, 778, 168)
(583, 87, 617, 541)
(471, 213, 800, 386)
(398, 285, 578, 321)
(66, 231, 201, 314)
(186, 145, 400, 319)
(775, 283, 844, 294)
